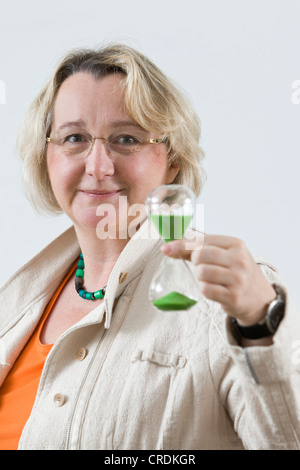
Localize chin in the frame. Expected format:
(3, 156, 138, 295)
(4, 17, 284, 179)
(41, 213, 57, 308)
(73, 207, 128, 240)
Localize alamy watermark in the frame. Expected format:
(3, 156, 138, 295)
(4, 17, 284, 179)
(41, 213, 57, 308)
(0, 80, 5, 104)
(94, 196, 205, 250)
(291, 340, 300, 365)
(291, 80, 300, 104)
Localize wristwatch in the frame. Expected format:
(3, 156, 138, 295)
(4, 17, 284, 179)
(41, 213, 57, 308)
(232, 285, 285, 340)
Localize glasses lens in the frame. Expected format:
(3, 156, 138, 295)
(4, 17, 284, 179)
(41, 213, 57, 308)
(50, 130, 161, 159)
(66, 132, 92, 157)
(108, 134, 141, 157)
(52, 131, 92, 157)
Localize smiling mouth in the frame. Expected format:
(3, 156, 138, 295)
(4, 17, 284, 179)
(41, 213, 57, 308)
(80, 189, 124, 198)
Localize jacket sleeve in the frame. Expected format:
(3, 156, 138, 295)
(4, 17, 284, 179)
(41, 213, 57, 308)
(209, 260, 300, 449)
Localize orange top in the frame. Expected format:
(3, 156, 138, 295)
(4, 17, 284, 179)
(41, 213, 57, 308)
(0, 261, 77, 450)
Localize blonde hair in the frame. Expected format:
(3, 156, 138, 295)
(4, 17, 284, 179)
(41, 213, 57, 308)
(17, 43, 206, 213)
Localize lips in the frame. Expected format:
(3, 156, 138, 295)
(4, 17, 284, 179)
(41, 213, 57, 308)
(80, 189, 123, 198)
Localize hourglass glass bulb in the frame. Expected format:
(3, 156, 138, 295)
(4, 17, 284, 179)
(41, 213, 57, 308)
(146, 184, 200, 311)
(146, 184, 195, 242)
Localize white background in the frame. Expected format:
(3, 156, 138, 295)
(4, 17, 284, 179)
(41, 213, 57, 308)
(0, 0, 299, 306)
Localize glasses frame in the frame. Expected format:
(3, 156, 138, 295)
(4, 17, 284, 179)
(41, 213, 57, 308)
(45, 132, 166, 159)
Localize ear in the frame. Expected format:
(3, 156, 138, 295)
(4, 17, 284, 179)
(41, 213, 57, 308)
(166, 159, 180, 184)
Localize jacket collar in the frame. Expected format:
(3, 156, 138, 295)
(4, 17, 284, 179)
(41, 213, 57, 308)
(0, 218, 162, 380)
(103, 217, 162, 327)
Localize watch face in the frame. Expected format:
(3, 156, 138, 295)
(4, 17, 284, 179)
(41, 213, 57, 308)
(267, 299, 285, 333)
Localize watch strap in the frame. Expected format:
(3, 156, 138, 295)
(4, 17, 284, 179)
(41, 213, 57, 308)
(232, 285, 285, 340)
(232, 317, 273, 339)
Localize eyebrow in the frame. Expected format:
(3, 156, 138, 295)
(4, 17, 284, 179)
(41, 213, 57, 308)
(56, 120, 87, 132)
(56, 119, 145, 132)
(110, 120, 145, 130)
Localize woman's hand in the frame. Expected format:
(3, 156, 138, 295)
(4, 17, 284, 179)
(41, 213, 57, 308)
(161, 234, 277, 327)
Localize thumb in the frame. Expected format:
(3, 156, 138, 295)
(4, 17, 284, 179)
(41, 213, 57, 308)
(160, 239, 193, 260)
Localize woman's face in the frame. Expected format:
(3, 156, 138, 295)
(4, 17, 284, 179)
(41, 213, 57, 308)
(46, 72, 179, 237)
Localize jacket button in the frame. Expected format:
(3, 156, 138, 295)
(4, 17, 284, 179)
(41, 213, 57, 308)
(76, 347, 87, 361)
(53, 393, 65, 407)
(119, 272, 128, 283)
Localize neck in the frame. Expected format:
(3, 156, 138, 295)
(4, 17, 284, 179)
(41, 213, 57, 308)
(74, 225, 130, 292)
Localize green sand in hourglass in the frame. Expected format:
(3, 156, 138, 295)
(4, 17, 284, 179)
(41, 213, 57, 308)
(150, 213, 197, 310)
(152, 291, 197, 310)
(150, 213, 193, 242)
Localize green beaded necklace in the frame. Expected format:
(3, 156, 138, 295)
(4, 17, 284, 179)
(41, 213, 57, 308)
(75, 253, 106, 300)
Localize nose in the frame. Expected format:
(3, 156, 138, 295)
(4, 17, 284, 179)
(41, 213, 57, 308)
(85, 137, 115, 179)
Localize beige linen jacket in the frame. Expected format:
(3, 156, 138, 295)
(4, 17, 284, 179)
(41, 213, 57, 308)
(0, 219, 299, 450)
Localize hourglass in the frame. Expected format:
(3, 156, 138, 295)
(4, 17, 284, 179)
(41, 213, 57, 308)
(146, 184, 200, 311)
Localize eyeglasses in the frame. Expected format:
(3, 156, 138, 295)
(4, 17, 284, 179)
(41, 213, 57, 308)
(46, 130, 166, 160)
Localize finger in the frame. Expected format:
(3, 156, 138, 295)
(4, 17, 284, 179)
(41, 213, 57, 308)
(192, 245, 231, 268)
(161, 238, 200, 260)
(204, 234, 243, 250)
(199, 281, 229, 304)
(195, 264, 233, 286)
(161, 233, 244, 264)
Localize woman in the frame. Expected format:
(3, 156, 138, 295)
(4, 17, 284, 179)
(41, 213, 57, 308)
(0, 44, 299, 450)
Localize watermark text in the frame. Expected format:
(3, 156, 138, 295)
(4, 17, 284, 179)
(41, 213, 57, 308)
(291, 80, 300, 104)
(95, 196, 204, 250)
(0, 80, 5, 104)
(292, 340, 300, 365)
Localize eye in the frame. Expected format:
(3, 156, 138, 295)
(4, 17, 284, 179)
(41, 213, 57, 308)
(115, 135, 140, 146)
(64, 133, 90, 144)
